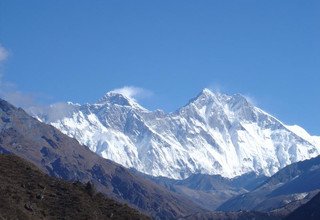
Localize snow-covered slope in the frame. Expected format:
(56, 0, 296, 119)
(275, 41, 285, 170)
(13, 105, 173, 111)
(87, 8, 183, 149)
(285, 125, 320, 148)
(30, 89, 320, 179)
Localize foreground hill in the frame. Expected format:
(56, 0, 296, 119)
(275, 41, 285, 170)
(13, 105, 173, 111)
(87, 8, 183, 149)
(0, 154, 149, 220)
(0, 98, 202, 219)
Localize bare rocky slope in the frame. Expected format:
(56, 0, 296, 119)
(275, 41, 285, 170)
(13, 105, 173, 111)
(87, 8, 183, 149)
(0, 154, 150, 220)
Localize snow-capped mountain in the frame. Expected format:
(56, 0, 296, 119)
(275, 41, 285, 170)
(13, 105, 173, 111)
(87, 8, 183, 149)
(30, 89, 320, 179)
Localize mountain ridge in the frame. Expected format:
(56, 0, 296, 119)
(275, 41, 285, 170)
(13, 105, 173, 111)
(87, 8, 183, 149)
(218, 155, 320, 212)
(30, 88, 320, 179)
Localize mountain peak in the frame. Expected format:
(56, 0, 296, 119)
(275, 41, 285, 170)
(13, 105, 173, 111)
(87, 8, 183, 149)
(198, 88, 229, 100)
(100, 91, 131, 105)
(97, 91, 148, 111)
(195, 90, 252, 108)
(201, 88, 214, 96)
(185, 88, 226, 108)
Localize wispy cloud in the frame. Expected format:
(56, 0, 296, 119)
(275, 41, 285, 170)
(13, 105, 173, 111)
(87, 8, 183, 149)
(0, 44, 8, 63)
(0, 44, 40, 109)
(111, 86, 153, 101)
(0, 81, 38, 108)
(206, 82, 258, 105)
(243, 94, 258, 106)
(0, 44, 150, 110)
(206, 83, 225, 93)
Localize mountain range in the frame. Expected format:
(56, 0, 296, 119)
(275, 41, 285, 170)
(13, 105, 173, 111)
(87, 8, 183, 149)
(2, 93, 320, 219)
(30, 88, 320, 180)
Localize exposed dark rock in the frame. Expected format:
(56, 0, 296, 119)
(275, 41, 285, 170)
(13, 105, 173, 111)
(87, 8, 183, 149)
(0, 154, 149, 220)
(41, 135, 59, 149)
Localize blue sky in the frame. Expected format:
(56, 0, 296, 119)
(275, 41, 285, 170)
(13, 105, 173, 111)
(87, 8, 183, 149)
(0, 0, 319, 134)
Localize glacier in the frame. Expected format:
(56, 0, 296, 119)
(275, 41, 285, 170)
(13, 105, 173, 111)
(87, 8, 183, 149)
(29, 88, 320, 179)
